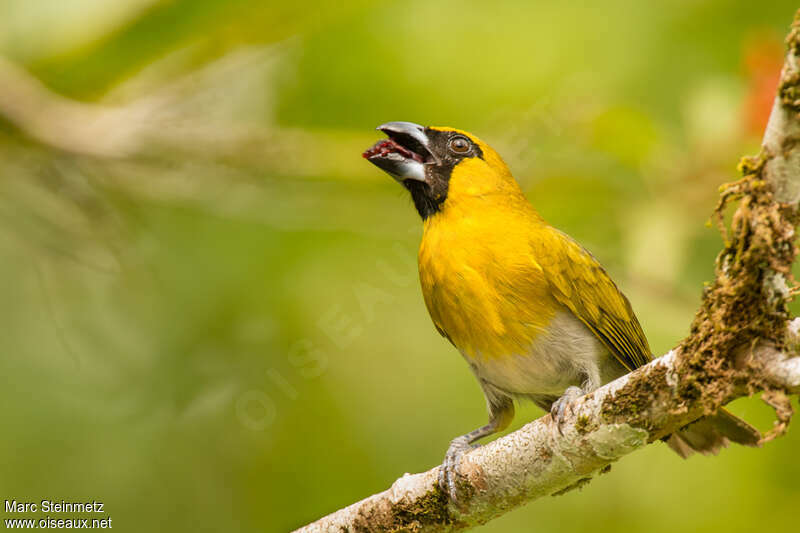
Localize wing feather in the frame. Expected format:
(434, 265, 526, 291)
(535, 227, 652, 371)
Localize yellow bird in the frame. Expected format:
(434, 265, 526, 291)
(363, 121, 760, 500)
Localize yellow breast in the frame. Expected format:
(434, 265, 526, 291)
(418, 189, 557, 362)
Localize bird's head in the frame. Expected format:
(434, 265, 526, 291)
(363, 122, 523, 219)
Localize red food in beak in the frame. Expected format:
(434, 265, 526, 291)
(362, 138, 425, 163)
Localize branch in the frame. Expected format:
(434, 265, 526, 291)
(296, 10, 800, 533)
(0, 55, 140, 157)
(0, 45, 291, 162)
(296, 340, 800, 533)
(0, 46, 378, 188)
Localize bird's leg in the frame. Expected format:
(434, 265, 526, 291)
(438, 396, 514, 503)
(550, 370, 600, 434)
(550, 372, 600, 435)
(550, 386, 583, 435)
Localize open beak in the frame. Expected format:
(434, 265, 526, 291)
(362, 121, 436, 183)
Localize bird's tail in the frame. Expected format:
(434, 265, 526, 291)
(665, 407, 761, 458)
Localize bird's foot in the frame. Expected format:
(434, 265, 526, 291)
(550, 386, 584, 435)
(438, 435, 476, 503)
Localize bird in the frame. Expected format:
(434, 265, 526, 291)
(362, 121, 761, 501)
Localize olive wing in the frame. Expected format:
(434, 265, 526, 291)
(534, 227, 652, 371)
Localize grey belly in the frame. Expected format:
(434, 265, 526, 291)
(463, 311, 629, 407)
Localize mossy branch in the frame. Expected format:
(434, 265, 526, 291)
(295, 11, 800, 532)
(295, 340, 800, 533)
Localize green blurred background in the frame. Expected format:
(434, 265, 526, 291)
(1, 1, 799, 531)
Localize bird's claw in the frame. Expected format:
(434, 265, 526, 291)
(438, 436, 475, 503)
(550, 386, 583, 435)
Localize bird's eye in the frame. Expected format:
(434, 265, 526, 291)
(448, 136, 471, 154)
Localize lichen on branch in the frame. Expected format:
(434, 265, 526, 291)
(674, 18, 800, 430)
